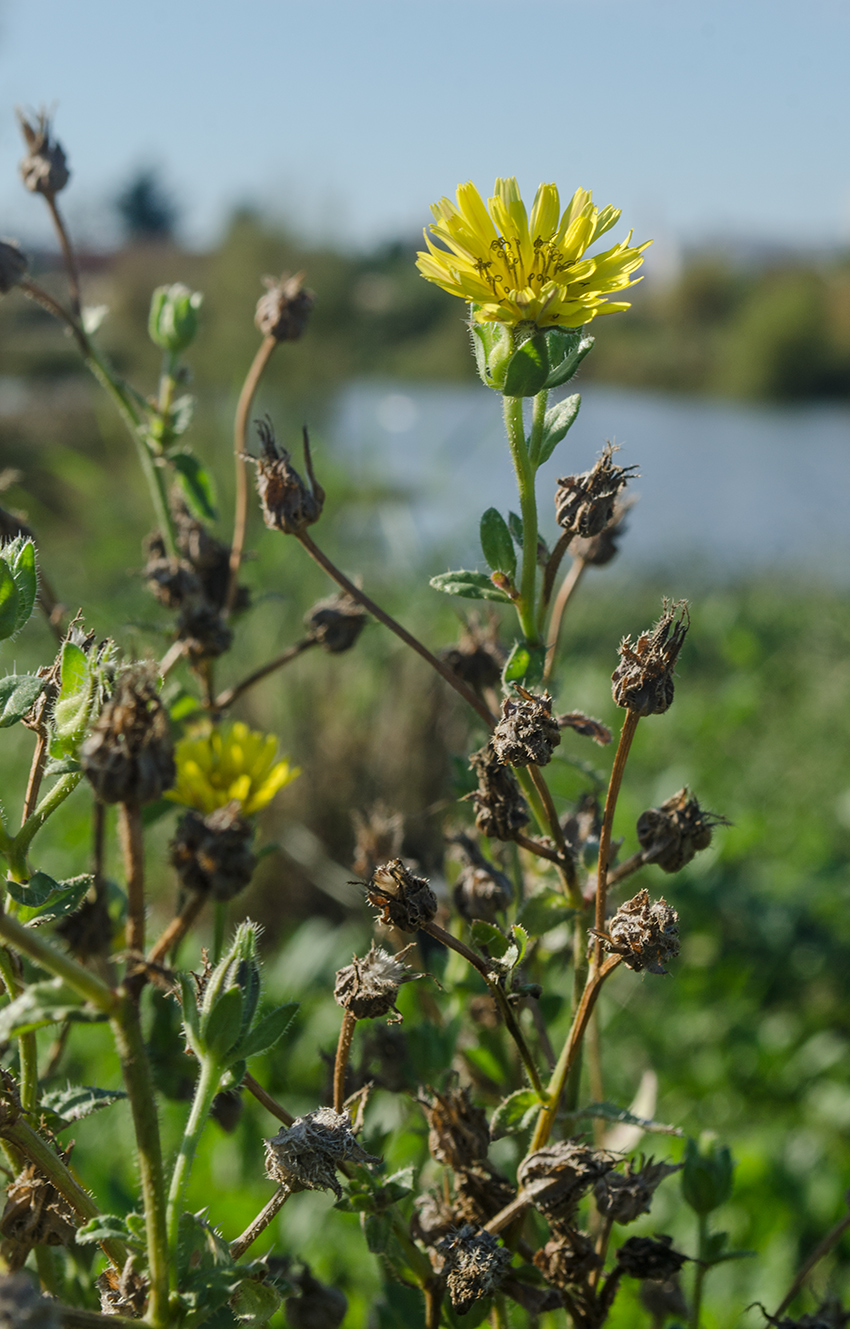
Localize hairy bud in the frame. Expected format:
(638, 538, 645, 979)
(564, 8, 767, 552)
(170, 802, 256, 902)
(437, 1225, 512, 1314)
(637, 788, 729, 873)
(305, 592, 368, 654)
(80, 665, 175, 805)
(251, 418, 324, 535)
(492, 690, 561, 768)
(469, 743, 530, 841)
(601, 889, 680, 974)
(555, 445, 637, 540)
(0, 240, 27, 296)
(366, 859, 437, 933)
(255, 271, 315, 342)
(97, 1262, 148, 1319)
(611, 601, 689, 716)
(0, 1159, 77, 1265)
(264, 1107, 379, 1200)
(334, 944, 417, 1021)
(17, 109, 69, 196)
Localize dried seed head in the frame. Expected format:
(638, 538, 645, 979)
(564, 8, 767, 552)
(637, 788, 730, 874)
(601, 889, 680, 974)
(569, 497, 633, 567)
(611, 601, 689, 716)
(366, 858, 438, 933)
(0, 240, 27, 296)
(142, 545, 201, 609)
(555, 445, 638, 540)
(175, 603, 233, 663)
(517, 1142, 618, 1223)
(419, 1085, 490, 1170)
(284, 1265, 347, 1329)
(441, 618, 505, 694)
(333, 943, 418, 1021)
(492, 690, 561, 768)
(80, 665, 175, 805)
(17, 109, 69, 196)
(437, 1225, 512, 1314)
(412, 1190, 458, 1247)
(0, 1273, 61, 1328)
(96, 1261, 148, 1319)
(593, 1156, 682, 1225)
(56, 889, 113, 959)
(305, 591, 368, 654)
(533, 1225, 601, 1288)
(255, 271, 315, 342)
(454, 864, 513, 925)
(454, 1167, 516, 1227)
(469, 743, 530, 841)
(0, 1158, 77, 1264)
(351, 804, 404, 879)
(173, 507, 249, 613)
(169, 802, 257, 902)
(264, 1107, 379, 1200)
(250, 418, 324, 535)
(615, 1234, 688, 1280)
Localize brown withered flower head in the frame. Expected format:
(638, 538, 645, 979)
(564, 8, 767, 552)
(17, 109, 69, 196)
(569, 496, 634, 567)
(454, 1167, 516, 1228)
(96, 1260, 148, 1319)
(250, 416, 325, 535)
(0, 1272, 61, 1328)
(366, 858, 438, 933)
(492, 689, 561, 768)
(175, 603, 233, 663)
(0, 240, 27, 296)
(305, 591, 368, 654)
(533, 1226, 601, 1288)
(264, 1107, 379, 1200)
(449, 832, 512, 925)
(555, 444, 638, 540)
(334, 943, 418, 1021)
(437, 1225, 512, 1314)
(285, 1265, 347, 1329)
(0, 1159, 77, 1270)
(440, 616, 505, 695)
(615, 1234, 688, 1280)
(593, 1156, 682, 1225)
(420, 1084, 490, 1170)
(637, 787, 730, 874)
(255, 271, 315, 342)
(600, 889, 680, 974)
(612, 599, 689, 716)
(517, 1142, 618, 1223)
(170, 801, 256, 902)
(351, 803, 404, 879)
(142, 544, 201, 610)
(469, 742, 530, 841)
(80, 665, 175, 805)
(412, 1189, 458, 1248)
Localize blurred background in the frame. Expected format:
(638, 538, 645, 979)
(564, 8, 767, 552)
(1, 1, 849, 1322)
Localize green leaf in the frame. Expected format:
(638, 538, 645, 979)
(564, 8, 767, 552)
(0, 979, 106, 1040)
(479, 508, 516, 579)
(429, 571, 511, 603)
(363, 1211, 392, 1254)
(7, 538, 37, 633)
(41, 1084, 127, 1124)
(517, 886, 575, 937)
(508, 511, 524, 548)
(502, 641, 546, 689)
(490, 1088, 542, 1140)
(8, 872, 94, 925)
(537, 393, 581, 465)
(179, 973, 201, 1050)
(0, 561, 20, 642)
(469, 921, 527, 974)
(77, 1213, 144, 1250)
(230, 1277, 281, 1324)
(169, 394, 195, 437)
(0, 674, 43, 729)
(43, 756, 81, 777)
(239, 1002, 298, 1061)
(6, 872, 61, 907)
(169, 449, 217, 521)
(201, 984, 244, 1060)
(51, 640, 93, 756)
(544, 332, 595, 389)
(503, 333, 550, 397)
(563, 1100, 684, 1136)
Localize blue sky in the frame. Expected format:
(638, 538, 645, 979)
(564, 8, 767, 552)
(0, 0, 847, 255)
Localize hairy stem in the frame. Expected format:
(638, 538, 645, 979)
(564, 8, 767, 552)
(118, 803, 145, 955)
(9, 772, 83, 880)
(593, 710, 640, 971)
(215, 636, 317, 710)
(44, 194, 82, 320)
(21, 728, 48, 828)
(243, 1072, 295, 1127)
(147, 892, 206, 965)
(229, 1185, 290, 1260)
(0, 910, 115, 1010)
(333, 1008, 357, 1113)
(226, 334, 278, 614)
(166, 1055, 222, 1260)
(60, 1310, 144, 1329)
(543, 556, 586, 682)
(503, 395, 541, 643)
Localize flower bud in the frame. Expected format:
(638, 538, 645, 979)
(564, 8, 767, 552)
(80, 665, 175, 805)
(0, 240, 27, 296)
(593, 1156, 681, 1225)
(264, 1107, 379, 1200)
(637, 788, 729, 874)
(470, 316, 513, 390)
(366, 858, 437, 933)
(492, 689, 560, 768)
(419, 1085, 490, 1170)
(255, 271, 315, 342)
(333, 944, 417, 1021)
(555, 444, 637, 540)
(17, 110, 69, 197)
(305, 591, 367, 654)
(600, 889, 680, 974)
(250, 418, 325, 535)
(437, 1225, 512, 1314)
(680, 1135, 733, 1215)
(615, 1235, 688, 1280)
(517, 1142, 617, 1223)
(0, 1273, 61, 1328)
(148, 283, 203, 355)
(611, 600, 689, 716)
(284, 1267, 347, 1329)
(469, 742, 530, 841)
(169, 802, 256, 902)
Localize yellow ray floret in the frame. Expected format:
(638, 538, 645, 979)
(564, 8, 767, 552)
(168, 721, 299, 817)
(416, 177, 650, 329)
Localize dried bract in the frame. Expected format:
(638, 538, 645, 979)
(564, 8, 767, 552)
(255, 271, 315, 342)
(611, 600, 689, 716)
(96, 1261, 148, 1318)
(454, 1167, 516, 1227)
(143, 547, 201, 609)
(469, 743, 530, 841)
(0, 1160, 76, 1267)
(264, 1107, 379, 1201)
(170, 802, 256, 901)
(533, 1226, 601, 1288)
(569, 498, 633, 566)
(305, 591, 368, 654)
(17, 109, 69, 196)
(0, 1273, 60, 1328)
(637, 787, 730, 874)
(420, 1084, 491, 1170)
(251, 417, 324, 535)
(80, 665, 175, 805)
(601, 889, 680, 974)
(517, 1142, 617, 1223)
(454, 863, 513, 924)
(558, 710, 612, 746)
(555, 445, 637, 540)
(437, 1224, 512, 1314)
(615, 1234, 688, 1280)
(593, 1156, 681, 1225)
(366, 858, 438, 933)
(284, 1266, 347, 1329)
(492, 690, 561, 768)
(0, 239, 27, 296)
(334, 943, 417, 1021)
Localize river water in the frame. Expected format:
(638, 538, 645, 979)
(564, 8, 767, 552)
(330, 381, 850, 584)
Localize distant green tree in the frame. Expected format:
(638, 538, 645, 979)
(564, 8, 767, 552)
(116, 167, 178, 242)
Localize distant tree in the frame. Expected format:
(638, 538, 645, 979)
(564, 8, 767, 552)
(115, 167, 178, 242)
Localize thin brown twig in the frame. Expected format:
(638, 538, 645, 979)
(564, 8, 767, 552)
(543, 555, 587, 682)
(229, 1185, 290, 1260)
(21, 728, 48, 827)
(527, 764, 581, 905)
(514, 831, 571, 870)
(45, 193, 82, 320)
(118, 803, 145, 957)
(225, 334, 278, 615)
(147, 892, 206, 965)
(593, 711, 640, 971)
(541, 531, 573, 611)
(605, 849, 646, 889)
(333, 1009, 357, 1113)
(243, 1072, 295, 1127)
(214, 637, 317, 710)
(774, 1192, 850, 1317)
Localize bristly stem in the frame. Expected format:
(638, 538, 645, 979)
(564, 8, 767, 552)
(0, 948, 38, 1113)
(503, 395, 541, 643)
(118, 803, 145, 956)
(592, 710, 640, 972)
(21, 727, 48, 827)
(0, 909, 115, 1011)
(147, 892, 206, 965)
(226, 333, 278, 614)
(214, 636, 317, 710)
(230, 1186, 290, 1260)
(166, 1055, 222, 1262)
(243, 1072, 295, 1127)
(333, 1008, 357, 1112)
(689, 1211, 710, 1329)
(297, 531, 496, 728)
(8, 771, 83, 881)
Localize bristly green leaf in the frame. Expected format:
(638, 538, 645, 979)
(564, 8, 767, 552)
(429, 571, 511, 603)
(536, 394, 581, 465)
(0, 675, 43, 729)
(479, 508, 516, 579)
(41, 1084, 127, 1125)
(6, 538, 37, 633)
(7, 873, 93, 925)
(508, 511, 524, 548)
(0, 560, 20, 642)
(200, 983, 244, 1060)
(503, 333, 549, 398)
(229, 1276, 282, 1324)
(169, 449, 217, 520)
(502, 641, 546, 689)
(0, 979, 106, 1040)
(6, 872, 61, 907)
(238, 1002, 299, 1061)
(469, 920, 527, 974)
(544, 332, 594, 389)
(76, 1213, 144, 1250)
(489, 1088, 542, 1140)
(51, 639, 93, 756)
(562, 1100, 684, 1136)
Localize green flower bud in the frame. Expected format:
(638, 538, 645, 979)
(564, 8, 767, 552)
(470, 310, 513, 390)
(148, 283, 203, 355)
(196, 921, 261, 1062)
(680, 1135, 733, 1215)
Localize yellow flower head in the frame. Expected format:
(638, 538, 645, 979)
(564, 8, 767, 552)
(168, 721, 299, 817)
(416, 177, 650, 329)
